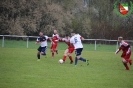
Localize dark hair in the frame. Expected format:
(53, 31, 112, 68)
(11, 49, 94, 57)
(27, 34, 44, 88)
(71, 31, 75, 33)
(65, 34, 69, 37)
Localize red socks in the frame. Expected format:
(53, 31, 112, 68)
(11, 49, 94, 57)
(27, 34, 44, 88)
(52, 52, 54, 57)
(62, 55, 73, 62)
(63, 56, 67, 61)
(123, 63, 129, 70)
(128, 59, 132, 65)
(69, 56, 73, 62)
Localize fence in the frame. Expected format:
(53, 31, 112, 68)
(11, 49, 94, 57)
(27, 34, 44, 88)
(0, 35, 133, 50)
(0, 35, 38, 48)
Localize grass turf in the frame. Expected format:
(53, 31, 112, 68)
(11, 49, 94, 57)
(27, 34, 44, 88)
(0, 40, 133, 88)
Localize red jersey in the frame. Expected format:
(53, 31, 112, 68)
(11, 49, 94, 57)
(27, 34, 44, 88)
(61, 37, 74, 48)
(52, 34, 59, 44)
(116, 40, 131, 54)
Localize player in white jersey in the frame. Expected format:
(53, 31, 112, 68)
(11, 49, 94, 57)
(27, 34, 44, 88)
(35, 32, 50, 61)
(70, 32, 89, 66)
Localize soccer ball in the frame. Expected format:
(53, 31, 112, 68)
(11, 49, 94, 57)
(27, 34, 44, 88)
(58, 59, 64, 64)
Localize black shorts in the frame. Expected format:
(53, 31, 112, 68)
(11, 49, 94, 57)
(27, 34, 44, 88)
(38, 46, 47, 53)
(75, 48, 83, 56)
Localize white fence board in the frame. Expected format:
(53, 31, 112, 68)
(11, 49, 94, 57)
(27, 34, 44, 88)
(0, 35, 133, 50)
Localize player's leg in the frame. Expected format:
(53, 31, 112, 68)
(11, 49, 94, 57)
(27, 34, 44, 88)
(121, 52, 130, 70)
(124, 52, 132, 67)
(37, 51, 41, 59)
(55, 50, 58, 54)
(50, 44, 55, 58)
(74, 49, 78, 65)
(52, 43, 58, 57)
(74, 48, 84, 65)
(76, 48, 89, 65)
(67, 48, 74, 64)
(50, 43, 53, 53)
(54, 44, 58, 54)
(62, 49, 68, 62)
(41, 46, 47, 58)
(122, 58, 129, 70)
(37, 46, 41, 60)
(67, 53, 73, 64)
(129, 59, 132, 65)
(41, 46, 47, 55)
(127, 52, 132, 65)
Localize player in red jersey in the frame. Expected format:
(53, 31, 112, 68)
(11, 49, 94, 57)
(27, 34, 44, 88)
(60, 34, 74, 64)
(115, 36, 132, 70)
(50, 30, 59, 58)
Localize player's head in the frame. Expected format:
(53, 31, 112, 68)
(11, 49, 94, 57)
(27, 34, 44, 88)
(118, 36, 123, 42)
(65, 34, 69, 38)
(39, 32, 43, 37)
(71, 31, 75, 36)
(54, 30, 58, 34)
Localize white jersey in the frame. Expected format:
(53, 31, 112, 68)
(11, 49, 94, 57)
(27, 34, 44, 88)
(36, 35, 49, 47)
(70, 34, 83, 49)
(120, 40, 129, 47)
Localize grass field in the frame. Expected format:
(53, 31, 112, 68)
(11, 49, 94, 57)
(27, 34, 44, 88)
(0, 40, 133, 88)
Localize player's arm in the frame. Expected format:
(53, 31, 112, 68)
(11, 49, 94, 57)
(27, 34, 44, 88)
(80, 36, 84, 40)
(77, 34, 84, 40)
(35, 42, 39, 44)
(59, 38, 65, 42)
(126, 47, 131, 55)
(49, 37, 55, 44)
(46, 36, 50, 40)
(47, 37, 53, 43)
(115, 46, 123, 54)
(70, 38, 74, 46)
(35, 38, 40, 44)
(59, 38, 62, 42)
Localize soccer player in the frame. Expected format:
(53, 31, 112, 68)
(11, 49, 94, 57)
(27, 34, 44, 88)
(115, 36, 132, 70)
(50, 29, 59, 58)
(70, 32, 89, 66)
(60, 34, 74, 64)
(35, 32, 50, 61)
